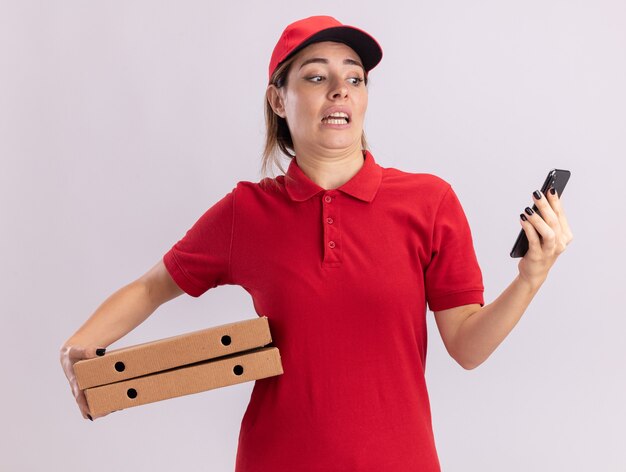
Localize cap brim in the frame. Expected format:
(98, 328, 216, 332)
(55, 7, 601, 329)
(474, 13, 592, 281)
(281, 26, 383, 73)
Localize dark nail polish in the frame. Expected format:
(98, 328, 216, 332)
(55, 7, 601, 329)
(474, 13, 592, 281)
(533, 190, 542, 199)
(550, 187, 556, 195)
(520, 213, 527, 221)
(87, 414, 93, 421)
(96, 348, 106, 356)
(525, 207, 535, 216)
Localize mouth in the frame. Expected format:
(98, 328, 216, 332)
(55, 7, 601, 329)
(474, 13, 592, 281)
(321, 112, 350, 125)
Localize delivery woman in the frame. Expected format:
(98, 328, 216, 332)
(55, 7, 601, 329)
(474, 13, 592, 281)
(61, 15, 573, 471)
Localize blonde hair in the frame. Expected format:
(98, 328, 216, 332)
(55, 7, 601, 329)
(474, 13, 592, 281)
(260, 51, 370, 186)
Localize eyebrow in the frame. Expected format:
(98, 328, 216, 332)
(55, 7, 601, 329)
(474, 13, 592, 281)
(298, 57, 365, 71)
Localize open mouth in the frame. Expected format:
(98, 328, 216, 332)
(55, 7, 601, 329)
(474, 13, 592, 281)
(321, 112, 350, 125)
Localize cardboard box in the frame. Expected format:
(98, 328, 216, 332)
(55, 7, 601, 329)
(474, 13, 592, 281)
(74, 316, 272, 389)
(85, 346, 283, 417)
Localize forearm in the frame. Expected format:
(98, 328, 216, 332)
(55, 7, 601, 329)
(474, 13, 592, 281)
(453, 274, 544, 369)
(61, 279, 159, 349)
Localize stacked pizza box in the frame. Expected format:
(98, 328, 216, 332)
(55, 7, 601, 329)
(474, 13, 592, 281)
(73, 317, 283, 417)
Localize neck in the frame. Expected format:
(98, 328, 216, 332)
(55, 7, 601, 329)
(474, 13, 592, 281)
(293, 145, 365, 190)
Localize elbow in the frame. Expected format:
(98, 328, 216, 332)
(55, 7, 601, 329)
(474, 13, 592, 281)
(458, 359, 481, 370)
(447, 337, 493, 370)
(452, 352, 485, 371)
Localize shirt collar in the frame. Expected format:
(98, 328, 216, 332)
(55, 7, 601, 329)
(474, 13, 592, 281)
(284, 150, 383, 203)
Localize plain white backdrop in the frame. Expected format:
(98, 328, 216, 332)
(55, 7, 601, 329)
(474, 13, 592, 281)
(1, 1, 625, 470)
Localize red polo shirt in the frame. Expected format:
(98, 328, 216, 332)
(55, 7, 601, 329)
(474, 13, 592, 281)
(163, 150, 484, 471)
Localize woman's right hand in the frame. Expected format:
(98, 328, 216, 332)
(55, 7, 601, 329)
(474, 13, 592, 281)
(60, 345, 106, 421)
(59, 260, 184, 421)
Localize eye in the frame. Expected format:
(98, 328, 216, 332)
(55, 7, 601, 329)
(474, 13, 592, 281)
(348, 77, 364, 86)
(306, 75, 324, 83)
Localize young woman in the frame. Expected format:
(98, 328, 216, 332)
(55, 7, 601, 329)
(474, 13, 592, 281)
(61, 15, 573, 471)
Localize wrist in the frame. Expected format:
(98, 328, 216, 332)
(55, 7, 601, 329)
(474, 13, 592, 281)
(516, 272, 546, 293)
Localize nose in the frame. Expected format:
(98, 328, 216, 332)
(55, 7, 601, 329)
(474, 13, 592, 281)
(327, 76, 348, 100)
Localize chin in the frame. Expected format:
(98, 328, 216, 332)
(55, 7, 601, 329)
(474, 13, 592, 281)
(320, 135, 360, 150)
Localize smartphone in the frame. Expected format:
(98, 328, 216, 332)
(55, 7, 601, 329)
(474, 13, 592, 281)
(510, 169, 571, 258)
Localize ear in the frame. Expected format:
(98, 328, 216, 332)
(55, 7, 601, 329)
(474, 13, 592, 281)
(266, 85, 286, 119)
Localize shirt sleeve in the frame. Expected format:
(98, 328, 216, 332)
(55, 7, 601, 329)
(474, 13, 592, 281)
(424, 185, 485, 312)
(163, 187, 236, 297)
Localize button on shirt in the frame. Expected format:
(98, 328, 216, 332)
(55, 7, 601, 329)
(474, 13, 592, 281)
(163, 150, 484, 472)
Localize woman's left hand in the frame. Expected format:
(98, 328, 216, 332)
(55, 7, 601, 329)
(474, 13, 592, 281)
(518, 188, 574, 288)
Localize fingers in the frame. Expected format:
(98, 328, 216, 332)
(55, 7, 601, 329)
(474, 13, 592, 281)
(520, 187, 573, 257)
(60, 344, 107, 421)
(520, 209, 544, 256)
(532, 190, 560, 233)
(75, 390, 93, 420)
(545, 186, 574, 245)
(67, 345, 105, 362)
(521, 203, 556, 254)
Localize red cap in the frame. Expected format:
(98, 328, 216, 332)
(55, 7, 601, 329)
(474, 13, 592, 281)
(268, 15, 383, 82)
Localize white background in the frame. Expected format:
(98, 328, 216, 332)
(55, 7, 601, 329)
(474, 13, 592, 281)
(1, 1, 625, 470)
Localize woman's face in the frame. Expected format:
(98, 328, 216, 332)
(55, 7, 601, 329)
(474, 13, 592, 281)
(268, 41, 368, 156)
